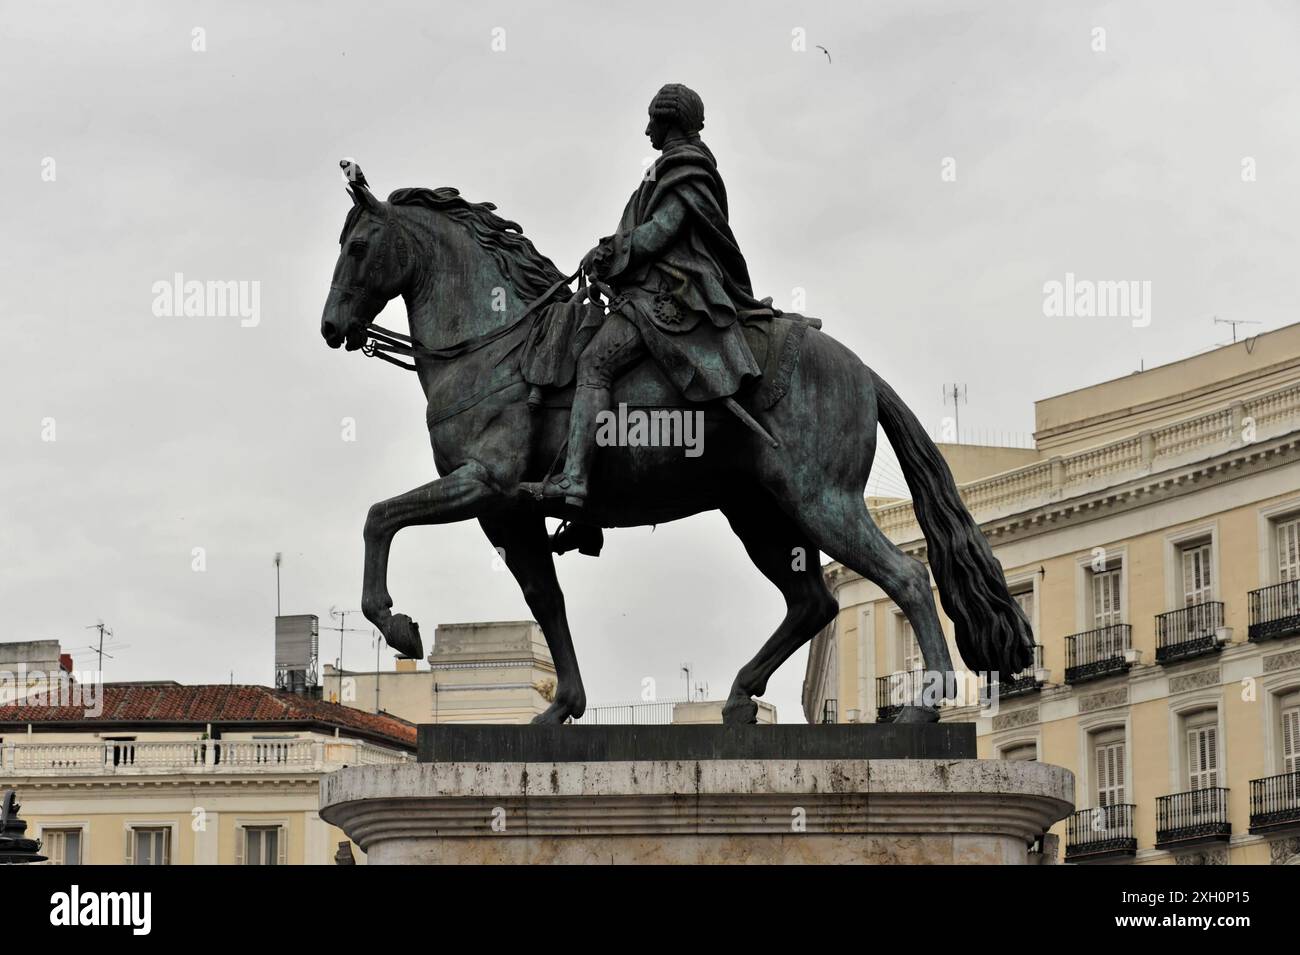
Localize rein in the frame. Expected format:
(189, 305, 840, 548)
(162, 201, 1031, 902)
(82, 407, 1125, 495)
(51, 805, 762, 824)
(361, 269, 580, 371)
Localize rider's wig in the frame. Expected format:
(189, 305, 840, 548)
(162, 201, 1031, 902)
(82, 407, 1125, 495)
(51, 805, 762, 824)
(649, 83, 704, 134)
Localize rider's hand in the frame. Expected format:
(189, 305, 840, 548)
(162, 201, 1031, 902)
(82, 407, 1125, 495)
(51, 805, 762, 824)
(582, 243, 612, 280)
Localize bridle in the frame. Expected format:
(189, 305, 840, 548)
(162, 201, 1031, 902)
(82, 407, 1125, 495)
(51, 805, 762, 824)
(358, 268, 585, 372)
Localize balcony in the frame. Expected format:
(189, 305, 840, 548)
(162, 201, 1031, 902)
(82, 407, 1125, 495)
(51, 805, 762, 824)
(983, 644, 1045, 699)
(1065, 624, 1132, 684)
(1155, 787, 1231, 849)
(875, 670, 926, 723)
(1155, 602, 1225, 664)
(1249, 580, 1300, 643)
(1064, 804, 1137, 863)
(1249, 771, 1300, 834)
(0, 738, 410, 777)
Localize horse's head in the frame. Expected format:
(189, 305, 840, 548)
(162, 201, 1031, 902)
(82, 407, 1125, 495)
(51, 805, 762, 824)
(321, 160, 412, 350)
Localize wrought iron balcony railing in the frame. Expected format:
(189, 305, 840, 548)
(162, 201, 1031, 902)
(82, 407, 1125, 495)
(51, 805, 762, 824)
(1249, 771, 1300, 834)
(1064, 804, 1137, 862)
(1248, 580, 1300, 643)
(1155, 787, 1231, 849)
(1065, 624, 1132, 684)
(982, 644, 1045, 699)
(875, 670, 926, 723)
(1155, 602, 1224, 664)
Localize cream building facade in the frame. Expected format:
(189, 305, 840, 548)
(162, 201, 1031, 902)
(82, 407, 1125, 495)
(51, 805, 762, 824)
(0, 680, 415, 865)
(322, 620, 558, 725)
(803, 322, 1300, 864)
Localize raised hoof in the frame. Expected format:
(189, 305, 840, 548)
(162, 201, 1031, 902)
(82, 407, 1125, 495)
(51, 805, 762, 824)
(384, 613, 423, 659)
(892, 705, 940, 724)
(721, 698, 759, 725)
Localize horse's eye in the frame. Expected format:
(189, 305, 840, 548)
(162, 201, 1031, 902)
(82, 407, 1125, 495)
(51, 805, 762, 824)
(348, 241, 368, 258)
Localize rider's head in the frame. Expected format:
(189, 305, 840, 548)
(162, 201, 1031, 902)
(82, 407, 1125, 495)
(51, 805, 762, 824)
(645, 84, 704, 150)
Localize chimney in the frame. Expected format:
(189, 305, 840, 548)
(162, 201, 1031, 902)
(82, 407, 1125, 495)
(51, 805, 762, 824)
(59, 653, 73, 674)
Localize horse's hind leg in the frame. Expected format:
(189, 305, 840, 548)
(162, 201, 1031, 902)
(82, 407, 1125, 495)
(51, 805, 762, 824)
(478, 513, 586, 724)
(720, 498, 839, 725)
(796, 495, 955, 719)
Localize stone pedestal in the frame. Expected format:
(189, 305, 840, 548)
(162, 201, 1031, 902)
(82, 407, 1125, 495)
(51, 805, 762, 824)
(320, 726, 1074, 865)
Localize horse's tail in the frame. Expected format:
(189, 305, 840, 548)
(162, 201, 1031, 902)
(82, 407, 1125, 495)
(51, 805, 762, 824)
(871, 369, 1034, 679)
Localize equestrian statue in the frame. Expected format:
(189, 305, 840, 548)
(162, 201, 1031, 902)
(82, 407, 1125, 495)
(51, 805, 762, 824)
(319, 84, 1033, 725)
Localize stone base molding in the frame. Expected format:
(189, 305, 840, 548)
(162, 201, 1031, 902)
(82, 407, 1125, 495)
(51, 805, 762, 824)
(321, 758, 1074, 865)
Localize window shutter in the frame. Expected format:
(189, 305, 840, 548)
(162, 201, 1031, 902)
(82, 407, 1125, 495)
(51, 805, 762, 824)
(234, 825, 245, 865)
(1096, 741, 1125, 806)
(899, 619, 922, 673)
(276, 827, 287, 866)
(1093, 568, 1122, 627)
(162, 828, 171, 866)
(1183, 544, 1212, 606)
(1201, 727, 1211, 789)
(125, 828, 134, 865)
(1188, 725, 1217, 789)
(1282, 706, 1299, 774)
(1014, 590, 1034, 627)
(1279, 519, 1300, 583)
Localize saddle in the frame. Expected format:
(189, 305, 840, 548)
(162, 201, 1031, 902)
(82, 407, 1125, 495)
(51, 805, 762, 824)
(520, 293, 821, 411)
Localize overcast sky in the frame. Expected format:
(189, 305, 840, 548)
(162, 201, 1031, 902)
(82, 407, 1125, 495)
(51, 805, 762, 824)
(4, 1, 1299, 721)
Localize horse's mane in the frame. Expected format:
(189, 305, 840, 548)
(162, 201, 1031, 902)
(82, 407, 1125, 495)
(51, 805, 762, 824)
(381, 186, 568, 303)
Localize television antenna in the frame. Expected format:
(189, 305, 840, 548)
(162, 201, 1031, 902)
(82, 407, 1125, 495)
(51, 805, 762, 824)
(83, 621, 129, 676)
(324, 606, 368, 679)
(942, 383, 968, 442)
(1213, 316, 1261, 344)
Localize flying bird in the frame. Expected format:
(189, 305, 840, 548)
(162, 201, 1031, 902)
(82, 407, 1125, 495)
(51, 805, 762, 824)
(816, 45, 831, 63)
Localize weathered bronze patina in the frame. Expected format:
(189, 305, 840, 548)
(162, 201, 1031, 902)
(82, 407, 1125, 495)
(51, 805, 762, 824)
(320, 86, 1033, 725)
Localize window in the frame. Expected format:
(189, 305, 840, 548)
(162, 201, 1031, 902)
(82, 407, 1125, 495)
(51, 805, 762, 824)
(1180, 541, 1213, 607)
(897, 617, 922, 673)
(1279, 517, 1300, 583)
(1012, 587, 1035, 635)
(1185, 716, 1219, 790)
(1092, 567, 1123, 628)
(1002, 742, 1037, 762)
(1094, 737, 1126, 806)
(1281, 696, 1299, 774)
(43, 828, 82, 865)
(128, 827, 170, 865)
(238, 826, 286, 865)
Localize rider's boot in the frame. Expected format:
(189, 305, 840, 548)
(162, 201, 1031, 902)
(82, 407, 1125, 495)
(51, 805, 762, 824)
(521, 384, 607, 507)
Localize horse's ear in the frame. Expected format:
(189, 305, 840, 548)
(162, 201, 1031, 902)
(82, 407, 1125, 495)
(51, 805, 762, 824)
(340, 158, 381, 212)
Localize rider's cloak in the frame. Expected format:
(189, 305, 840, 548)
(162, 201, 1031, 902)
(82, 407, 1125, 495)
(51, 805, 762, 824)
(598, 137, 768, 402)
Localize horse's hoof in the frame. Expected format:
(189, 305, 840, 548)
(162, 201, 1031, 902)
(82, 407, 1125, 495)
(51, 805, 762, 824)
(721, 698, 758, 725)
(385, 613, 423, 659)
(893, 705, 940, 724)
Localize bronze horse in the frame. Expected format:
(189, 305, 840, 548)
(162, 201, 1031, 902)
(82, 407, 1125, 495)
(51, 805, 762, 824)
(320, 164, 1033, 725)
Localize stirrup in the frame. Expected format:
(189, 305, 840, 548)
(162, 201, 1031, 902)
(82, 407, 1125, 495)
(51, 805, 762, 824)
(521, 473, 587, 508)
(551, 521, 603, 557)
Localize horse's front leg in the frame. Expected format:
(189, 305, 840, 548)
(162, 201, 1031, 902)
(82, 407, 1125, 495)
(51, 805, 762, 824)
(361, 461, 501, 658)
